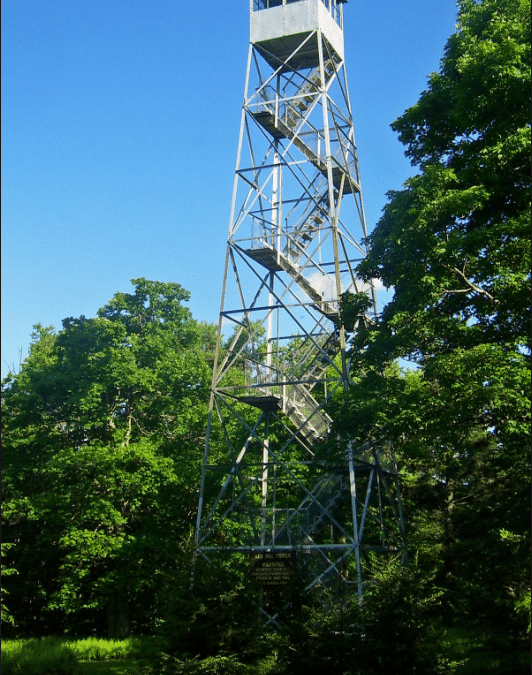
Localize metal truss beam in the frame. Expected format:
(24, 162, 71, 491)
(195, 0, 405, 610)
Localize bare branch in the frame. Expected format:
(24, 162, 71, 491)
(442, 264, 499, 303)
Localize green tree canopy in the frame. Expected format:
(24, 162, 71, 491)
(356, 0, 530, 364)
(335, 0, 531, 640)
(2, 279, 214, 637)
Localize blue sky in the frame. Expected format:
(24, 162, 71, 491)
(1, 0, 458, 378)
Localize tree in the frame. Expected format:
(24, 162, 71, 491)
(335, 0, 530, 643)
(1, 279, 214, 637)
(1, 543, 18, 629)
(357, 0, 530, 364)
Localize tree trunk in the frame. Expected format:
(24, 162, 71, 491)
(107, 588, 130, 638)
(442, 474, 455, 627)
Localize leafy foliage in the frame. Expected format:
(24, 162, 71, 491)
(357, 0, 530, 363)
(2, 279, 213, 637)
(1, 543, 19, 628)
(1, 1, 530, 670)
(337, 0, 531, 646)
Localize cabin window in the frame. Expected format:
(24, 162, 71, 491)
(253, 0, 283, 9)
(254, 0, 304, 10)
(253, 0, 344, 26)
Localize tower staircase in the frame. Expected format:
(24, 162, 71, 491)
(251, 59, 361, 194)
(283, 381, 332, 445)
(283, 186, 329, 263)
(242, 56, 359, 444)
(196, 0, 407, 610)
(258, 472, 347, 549)
(245, 243, 337, 318)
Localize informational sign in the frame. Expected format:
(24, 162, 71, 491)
(249, 551, 295, 588)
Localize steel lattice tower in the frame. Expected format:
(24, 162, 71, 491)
(195, 0, 406, 617)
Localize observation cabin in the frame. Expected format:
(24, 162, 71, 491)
(250, 0, 347, 70)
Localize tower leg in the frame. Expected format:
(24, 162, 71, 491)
(194, 0, 406, 610)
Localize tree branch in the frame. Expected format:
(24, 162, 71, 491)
(442, 264, 499, 303)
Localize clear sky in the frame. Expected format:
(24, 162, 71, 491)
(1, 0, 458, 379)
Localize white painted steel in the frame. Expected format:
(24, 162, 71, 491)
(250, 0, 344, 64)
(195, 0, 406, 616)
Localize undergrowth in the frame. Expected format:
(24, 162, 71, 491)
(63, 638, 132, 661)
(1, 638, 80, 675)
(1, 637, 158, 675)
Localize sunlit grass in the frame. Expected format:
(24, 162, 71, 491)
(63, 638, 131, 661)
(1, 638, 79, 675)
(3, 629, 529, 675)
(1, 637, 155, 675)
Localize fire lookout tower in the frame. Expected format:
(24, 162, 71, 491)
(195, 0, 406, 617)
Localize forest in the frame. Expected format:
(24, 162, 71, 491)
(2, 0, 530, 673)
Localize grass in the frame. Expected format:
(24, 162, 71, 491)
(444, 625, 531, 675)
(1, 637, 156, 675)
(1, 638, 80, 675)
(79, 661, 142, 675)
(72, 638, 154, 675)
(64, 638, 133, 661)
(3, 629, 529, 675)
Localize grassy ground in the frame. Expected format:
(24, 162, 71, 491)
(1, 637, 154, 675)
(79, 662, 143, 675)
(444, 625, 530, 675)
(2, 629, 529, 674)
